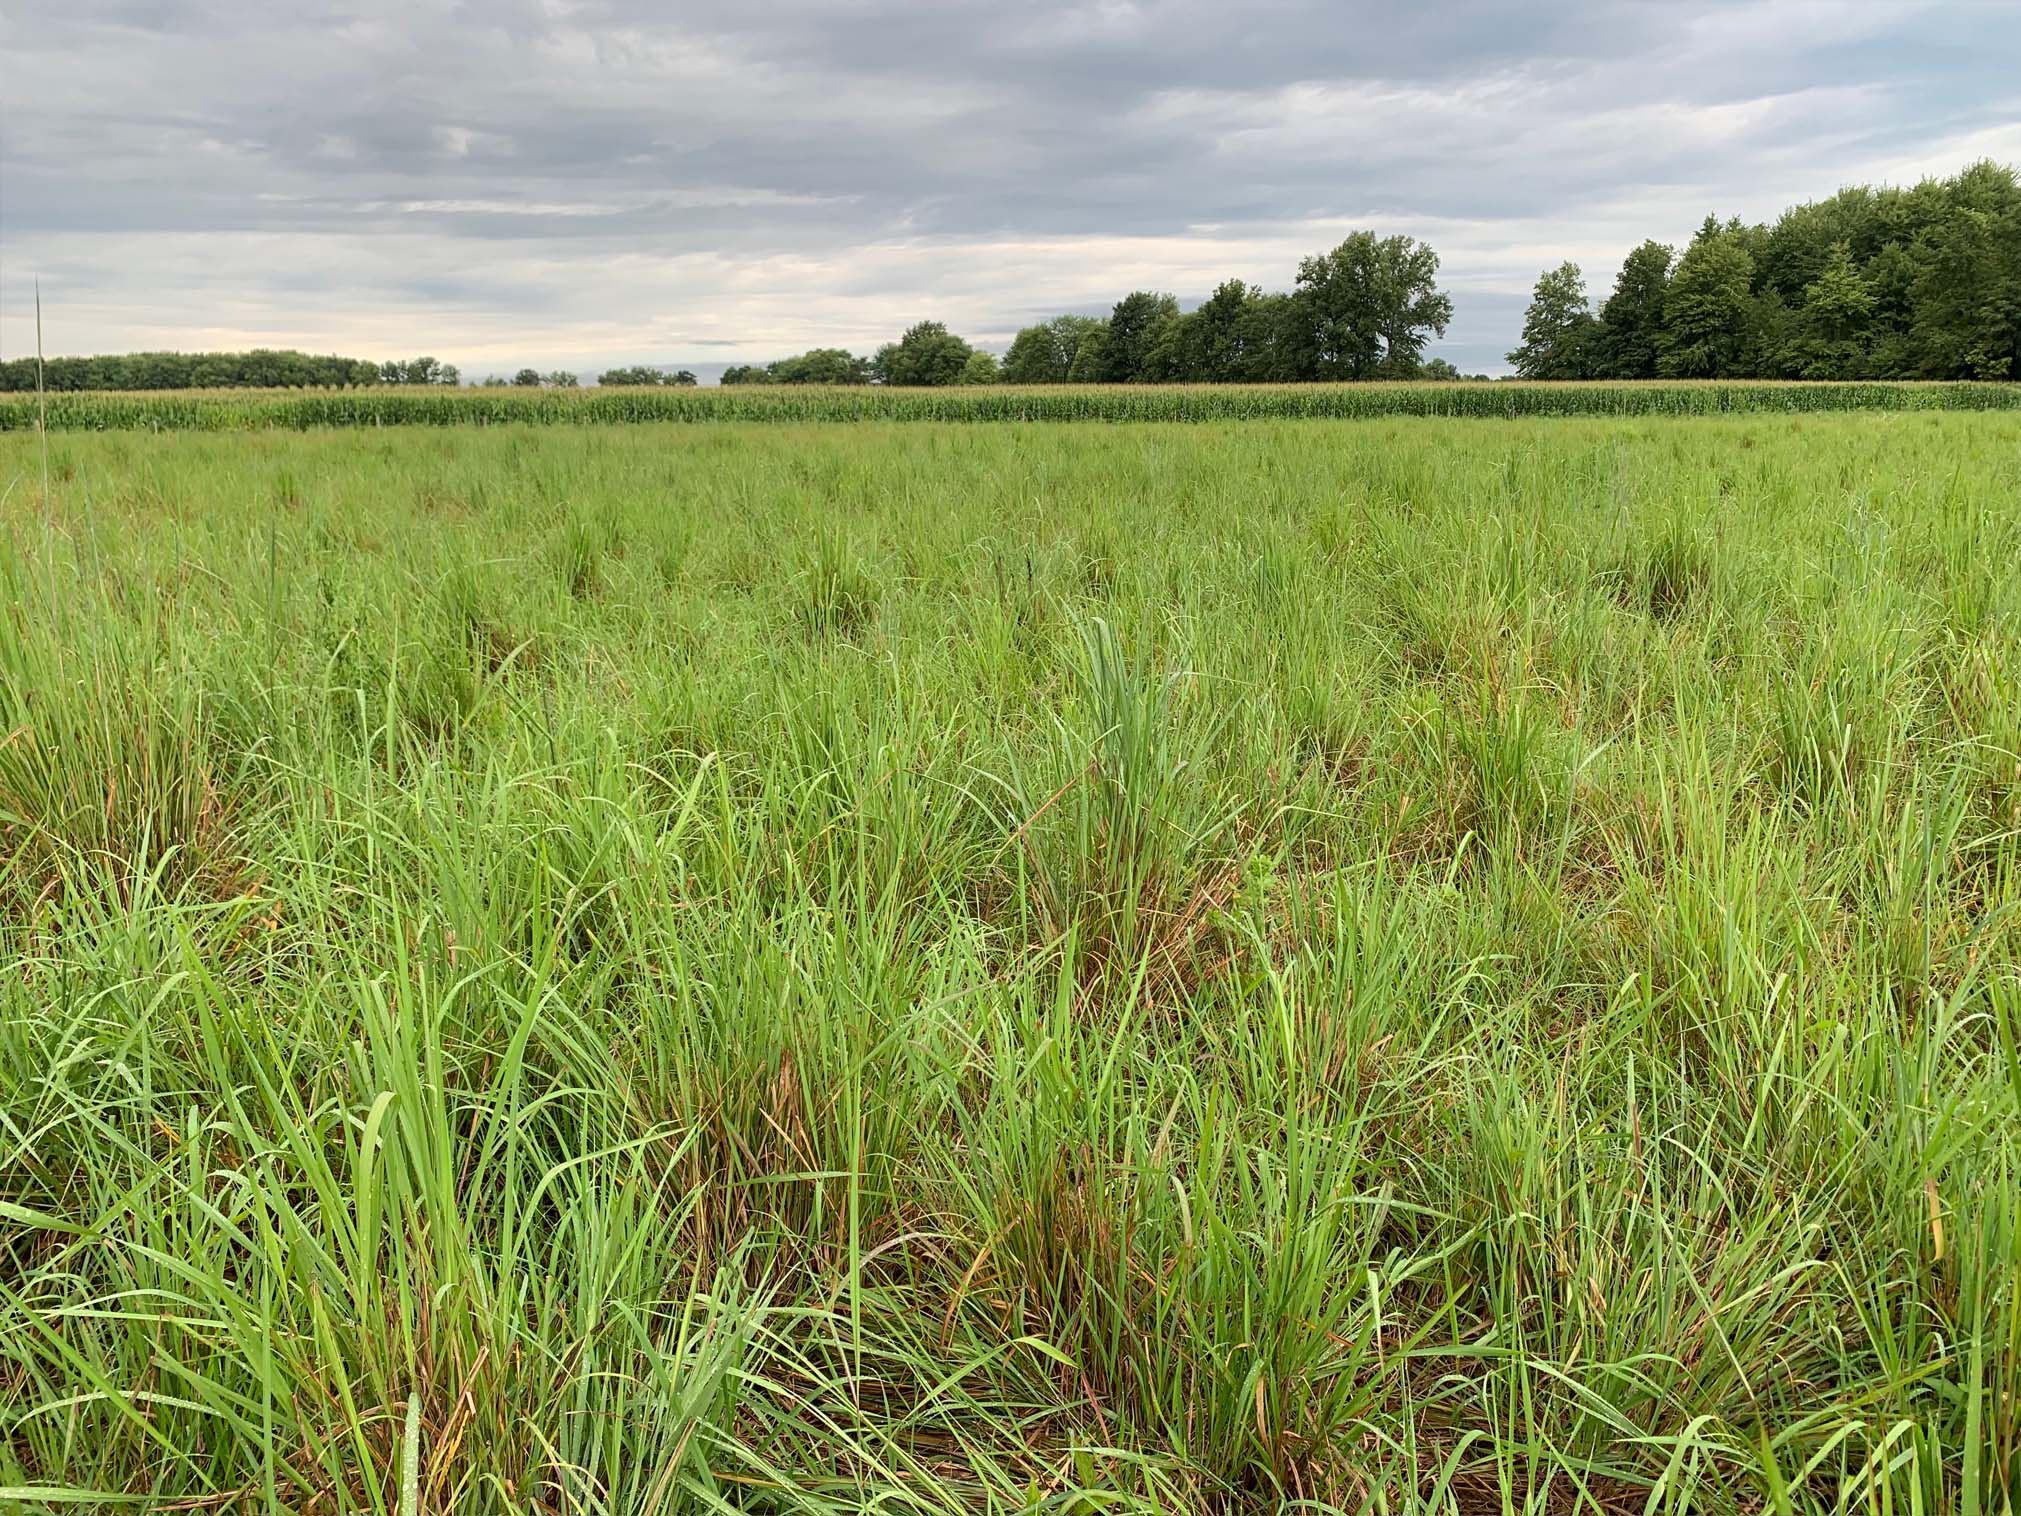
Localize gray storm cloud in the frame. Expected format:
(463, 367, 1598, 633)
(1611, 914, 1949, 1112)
(3, 0, 2017, 376)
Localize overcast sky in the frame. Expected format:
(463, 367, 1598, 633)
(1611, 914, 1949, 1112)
(4, 1, 2019, 380)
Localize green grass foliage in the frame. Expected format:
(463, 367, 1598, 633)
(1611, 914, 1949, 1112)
(3, 413, 2019, 1512)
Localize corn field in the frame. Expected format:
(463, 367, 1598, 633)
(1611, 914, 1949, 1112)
(1, 378, 2018, 430)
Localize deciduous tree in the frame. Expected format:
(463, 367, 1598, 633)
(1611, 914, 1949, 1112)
(871, 322, 975, 386)
(1788, 243, 1875, 378)
(1288, 233, 1452, 379)
(1099, 292, 1181, 382)
(1003, 315, 1107, 383)
(1509, 262, 1600, 379)
(1595, 241, 1673, 379)
(1657, 225, 1759, 378)
(766, 349, 870, 384)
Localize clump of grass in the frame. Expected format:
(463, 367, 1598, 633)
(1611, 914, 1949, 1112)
(1767, 629, 1912, 813)
(985, 618, 1248, 991)
(983, 539, 1052, 632)
(0, 551, 239, 908)
(1395, 671, 1576, 869)
(798, 530, 879, 638)
(1940, 632, 2021, 837)
(1604, 518, 1718, 621)
(549, 510, 621, 599)
(1770, 665, 1869, 808)
(440, 560, 537, 674)
(1444, 684, 1558, 850)
(1075, 525, 1127, 600)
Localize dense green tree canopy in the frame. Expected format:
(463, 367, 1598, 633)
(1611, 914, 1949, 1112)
(1509, 263, 1601, 379)
(0, 350, 390, 392)
(1063, 325, 1112, 383)
(959, 350, 1001, 385)
(379, 356, 460, 386)
(1657, 222, 1762, 378)
(1289, 232, 1453, 379)
(1908, 164, 2021, 379)
(871, 322, 975, 386)
(1001, 323, 1067, 384)
(1155, 280, 1292, 383)
(1788, 243, 1876, 378)
(1001, 315, 1106, 383)
(1594, 241, 1674, 379)
(1538, 159, 2021, 382)
(1098, 291, 1182, 382)
(766, 349, 871, 384)
(597, 366, 698, 386)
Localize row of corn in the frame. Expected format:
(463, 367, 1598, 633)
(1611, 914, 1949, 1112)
(3, 380, 2018, 431)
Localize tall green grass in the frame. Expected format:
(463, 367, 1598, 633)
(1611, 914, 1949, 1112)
(2, 413, 2018, 1512)
(2, 379, 2018, 432)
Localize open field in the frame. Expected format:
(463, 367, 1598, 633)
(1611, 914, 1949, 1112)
(3, 414, 2020, 1512)
(2, 379, 2020, 432)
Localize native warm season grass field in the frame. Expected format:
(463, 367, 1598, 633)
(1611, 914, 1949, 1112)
(3, 414, 2019, 1513)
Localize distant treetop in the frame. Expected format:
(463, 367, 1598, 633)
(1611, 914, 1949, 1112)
(598, 366, 698, 387)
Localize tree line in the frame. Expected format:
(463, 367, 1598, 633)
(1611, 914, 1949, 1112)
(476, 367, 697, 388)
(0, 352, 711, 393)
(721, 231, 1473, 387)
(1510, 160, 2021, 380)
(0, 350, 465, 393)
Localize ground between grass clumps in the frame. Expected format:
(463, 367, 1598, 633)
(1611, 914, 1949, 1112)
(2, 414, 2018, 1513)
